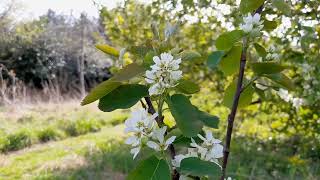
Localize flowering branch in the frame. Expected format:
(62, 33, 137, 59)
(220, 5, 264, 180)
(143, 96, 180, 179)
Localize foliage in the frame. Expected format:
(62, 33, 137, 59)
(36, 127, 62, 142)
(1, 129, 32, 152)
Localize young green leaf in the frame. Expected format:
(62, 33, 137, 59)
(127, 156, 170, 180)
(96, 44, 119, 57)
(98, 84, 148, 112)
(111, 63, 146, 81)
(207, 51, 224, 69)
(180, 157, 221, 177)
(179, 50, 201, 61)
(176, 79, 200, 94)
(264, 20, 278, 31)
(81, 81, 122, 106)
(265, 73, 294, 90)
(271, 0, 291, 15)
(240, 0, 265, 14)
(166, 94, 203, 137)
(218, 44, 243, 76)
(196, 109, 219, 129)
(250, 62, 287, 75)
(223, 80, 254, 109)
(216, 30, 244, 51)
(253, 43, 267, 57)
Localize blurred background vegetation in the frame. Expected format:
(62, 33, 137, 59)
(0, 0, 319, 179)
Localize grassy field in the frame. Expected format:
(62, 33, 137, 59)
(0, 101, 319, 180)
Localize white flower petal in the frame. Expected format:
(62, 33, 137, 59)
(125, 136, 139, 145)
(211, 144, 224, 158)
(153, 56, 161, 64)
(172, 154, 186, 168)
(147, 141, 160, 151)
(130, 147, 140, 159)
(165, 136, 176, 145)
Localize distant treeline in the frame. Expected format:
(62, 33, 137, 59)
(0, 5, 112, 102)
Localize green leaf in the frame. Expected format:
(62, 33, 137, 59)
(196, 109, 219, 129)
(264, 20, 278, 31)
(265, 73, 294, 90)
(253, 43, 267, 57)
(251, 62, 287, 75)
(216, 30, 244, 51)
(207, 51, 224, 69)
(166, 94, 203, 137)
(240, 0, 265, 14)
(128, 46, 151, 58)
(96, 44, 119, 57)
(144, 51, 156, 67)
(218, 44, 243, 76)
(176, 79, 200, 94)
(223, 80, 254, 109)
(271, 0, 291, 15)
(111, 63, 146, 81)
(179, 50, 201, 61)
(180, 157, 221, 177)
(254, 85, 267, 100)
(81, 81, 122, 106)
(127, 156, 170, 180)
(98, 84, 148, 112)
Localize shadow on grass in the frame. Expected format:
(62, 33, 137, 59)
(34, 139, 134, 180)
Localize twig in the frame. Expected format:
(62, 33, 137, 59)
(220, 5, 264, 180)
(143, 97, 180, 180)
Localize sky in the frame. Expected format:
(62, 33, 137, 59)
(13, 0, 125, 20)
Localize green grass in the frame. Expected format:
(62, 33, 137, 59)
(0, 125, 132, 180)
(0, 102, 128, 152)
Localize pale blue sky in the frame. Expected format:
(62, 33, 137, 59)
(17, 0, 124, 19)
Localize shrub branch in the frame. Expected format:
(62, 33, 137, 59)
(220, 5, 264, 180)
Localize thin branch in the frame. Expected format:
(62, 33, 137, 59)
(220, 5, 264, 180)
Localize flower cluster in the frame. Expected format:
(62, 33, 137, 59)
(240, 13, 264, 37)
(265, 46, 280, 61)
(124, 109, 176, 159)
(145, 52, 182, 96)
(299, 63, 320, 105)
(172, 131, 223, 168)
(277, 89, 305, 109)
(147, 126, 176, 152)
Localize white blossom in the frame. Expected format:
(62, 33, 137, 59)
(191, 131, 224, 162)
(277, 89, 292, 102)
(265, 46, 280, 61)
(277, 89, 305, 109)
(172, 131, 223, 168)
(292, 98, 304, 109)
(147, 126, 176, 151)
(130, 147, 141, 159)
(172, 148, 198, 168)
(145, 52, 182, 96)
(240, 13, 264, 37)
(124, 109, 158, 159)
